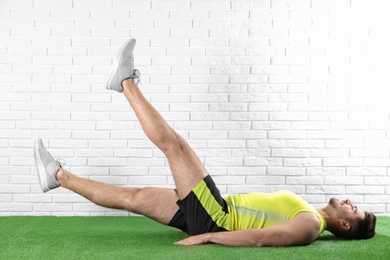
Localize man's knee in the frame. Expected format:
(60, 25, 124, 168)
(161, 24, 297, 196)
(120, 187, 143, 212)
(163, 133, 190, 156)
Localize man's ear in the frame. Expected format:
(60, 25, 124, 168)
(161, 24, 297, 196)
(340, 220, 351, 231)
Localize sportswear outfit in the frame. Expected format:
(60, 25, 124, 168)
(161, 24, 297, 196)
(168, 175, 327, 236)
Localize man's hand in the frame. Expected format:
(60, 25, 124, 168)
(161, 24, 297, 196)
(174, 233, 210, 246)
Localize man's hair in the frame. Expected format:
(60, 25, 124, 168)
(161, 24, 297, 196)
(355, 212, 377, 239)
(333, 211, 377, 240)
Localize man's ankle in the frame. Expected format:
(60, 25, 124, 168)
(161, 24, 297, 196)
(56, 167, 68, 184)
(122, 78, 137, 94)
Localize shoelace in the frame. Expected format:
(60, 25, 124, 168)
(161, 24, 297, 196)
(129, 57, 141, 85)
(56, 158, 67, 167)
(131, 69, 141, 85)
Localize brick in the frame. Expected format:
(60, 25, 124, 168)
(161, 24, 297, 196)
(350, 149, 388, 158)
(88, 158, 126, 167)
(1, 73, 31, 84)
(33, 203, 72, 212)
(325, 140, 365, 149)
(49, 139, 88, 148)
(128, 176, 167, 185)
(114, 148, 153, 158)
(207, 140, 246, 148)
(0, 121, 15, 129)
(2, 0, 33, 8)
(365, 177, 390, 186)
(365, 196, 390, 207)
(272, 148, 309, 158)
(33, 130, 72, 139)
(33, 74, 71, 84)
(325, 177, 363, 185)
(127, 158, 165, 167)
(90, 175, 128, 185)
(0, 194, 11, 202)
(88, 140, 127, 148)
(205, 158, 243, 167)
(229, 130, 267, 139)
(13, 64, 51, 75)
(68, 166, 109, 176)
(17, 121, 56, 130)
(245, 157, 282, 166)
(0, 158, 9, 166)
(323, 158, 363, 167)
(73, 131, 110, 140)
(230, 75, 268, 84)
(0, 184, 30, 193)
(347, 167, 386, 176)
(213, 176, 246, 185)
(213, 121, 251, 130)
(1, 203, 32, 212)
(267, 186, 305, 194)
(0, 111, 30, 120)
(211, 10, 249, 19)
(249, 103, 287, 112)
(299, 195, 326, 204)
(11, 28, 51, 37)
(228, 185, 266, 194)
(284, 158, 322, 167)
(0, 140, 8, 147)
(247, 176, 285, 185)
(364, 158, 390, 167)
(72, 94, 110, 103)
(52, 194, 88, 203)
(228, 167, 266, 176)
(170, 10, 208, 20)
(190, 130, 228, 139)
(0, 130, 31, 139)
(230, 112, 268, 121)
(268, 131, 306, 139)
(35, 95, 72, 104)
(151, 38, 189, 47)
(306, 186, 345, 194)
(171, 29, 209, 38)
(286, 176, 323, 185)
(195, 149, 230, 158)
(194, 20, 231, 29)
(347, 186, 384, 195)
(311, 149, 348, 158)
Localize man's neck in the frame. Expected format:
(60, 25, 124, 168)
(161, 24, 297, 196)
(316, 207, 334, 231)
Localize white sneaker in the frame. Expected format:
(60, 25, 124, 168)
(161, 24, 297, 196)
(34, 138, 63, 193)
(105, 38, 140, 93)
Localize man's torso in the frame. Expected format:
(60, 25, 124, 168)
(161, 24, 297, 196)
(225, 190, 326, 234)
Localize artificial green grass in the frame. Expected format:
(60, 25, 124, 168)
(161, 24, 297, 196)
(1, 216, 388, 260)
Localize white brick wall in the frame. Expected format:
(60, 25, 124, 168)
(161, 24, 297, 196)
(1, 0, 390, 216)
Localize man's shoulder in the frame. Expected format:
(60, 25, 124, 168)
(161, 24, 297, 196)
(293, 211, 322, 231)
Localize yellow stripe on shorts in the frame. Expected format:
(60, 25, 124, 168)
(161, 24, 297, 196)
(192, 179, 230, 230)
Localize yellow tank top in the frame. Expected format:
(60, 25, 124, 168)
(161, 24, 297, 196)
(225, 190, 326, 235)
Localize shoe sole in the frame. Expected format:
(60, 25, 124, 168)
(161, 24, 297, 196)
(105, 38, 136, 92)
(34, 138, 49, 193)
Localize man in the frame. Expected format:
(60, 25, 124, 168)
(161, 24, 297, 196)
(34, 38, 376, 246)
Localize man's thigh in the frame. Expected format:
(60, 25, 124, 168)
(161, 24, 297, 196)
(165, 134, 208, 199)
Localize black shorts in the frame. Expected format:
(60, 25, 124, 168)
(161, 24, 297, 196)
(167, 175, 230, 236)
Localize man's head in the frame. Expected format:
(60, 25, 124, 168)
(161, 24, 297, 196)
(327, 198, 376, 240)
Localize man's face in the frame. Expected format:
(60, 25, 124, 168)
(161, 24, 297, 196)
(328, 198, 365, 222)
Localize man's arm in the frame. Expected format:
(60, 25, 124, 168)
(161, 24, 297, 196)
(174, 212, 320, 247)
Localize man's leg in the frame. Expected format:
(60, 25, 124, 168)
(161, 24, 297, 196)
(56, 168, 179, 225)
(122, 79, 208, 199)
